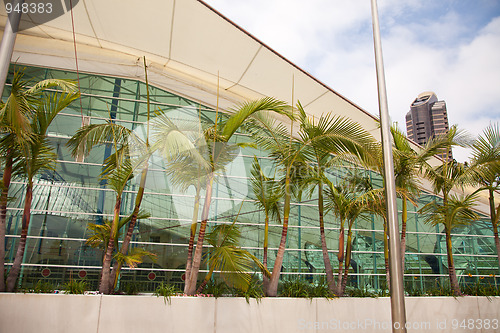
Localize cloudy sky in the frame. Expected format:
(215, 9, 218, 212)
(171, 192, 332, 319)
(204, 0, 500, 162)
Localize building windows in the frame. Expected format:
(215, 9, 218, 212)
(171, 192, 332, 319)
(3, 67, 495, 292)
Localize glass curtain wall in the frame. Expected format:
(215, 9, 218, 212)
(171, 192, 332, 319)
(2, 65, 498, 292)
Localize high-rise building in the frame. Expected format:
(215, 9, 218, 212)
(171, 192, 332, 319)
(405, 92, 452, 159)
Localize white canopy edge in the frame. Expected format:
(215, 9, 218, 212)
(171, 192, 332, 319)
(1, 1, 380, 133)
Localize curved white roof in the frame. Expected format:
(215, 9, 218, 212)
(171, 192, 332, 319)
(1, 0, 380, 135)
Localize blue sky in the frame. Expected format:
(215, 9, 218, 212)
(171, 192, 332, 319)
(205, 0, 500, 162)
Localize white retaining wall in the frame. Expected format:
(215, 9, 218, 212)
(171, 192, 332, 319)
(0, 294, 499, 333)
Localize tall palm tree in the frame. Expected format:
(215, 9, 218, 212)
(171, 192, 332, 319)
(389, 125, 422, 268)
(108, 58, 154, 291)
(155, 114, 211, 293)
(182, 97, 292, 295)
(249, 156, 282, 290)
(0, 70, 77, 291)
(361, 123, 457, 289)
(255, 102, 376, 296)
(325, 176, 373, 296)
(85, 215, 156, 285)
(421, 126, 476, 295)
(360, 185, 394, 288)
(420, 192, 479, 295)
(470, 123, 500, 269)
(295, 103, 376, 295)
(68, 119, 149, 294)
(67, 58, 162, 294)
(249, 111, 303, 297)
(372, 124, 452, 271)
(5, 90, 79, 291)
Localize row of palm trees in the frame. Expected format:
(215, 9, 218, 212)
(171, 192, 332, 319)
(0, 70, 80, 292)
(1, 69, 499, 297)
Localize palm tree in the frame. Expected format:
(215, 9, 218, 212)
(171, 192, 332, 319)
(154, 114, 211, 293)
(370, 124, 452, 271)
(196, 219, 270, 294)
(249, 111, 302, 297)
(324, 175, 373, 296)
(389, 125, 423, 268)
(68, 119, 150, 294)
(5, 90, 79, 291)
(181, 97, 292, 295)
(0, 70, 77, 291)
(254, 102, 376, 296)
(420, 192, 479, 295)
(66, 59, 160, 294)
(108, 58, 154, 291)
(421, 126, 476, 295)
(470, 123, 500, 269)
(294, 103, 376, 295)
(249, 156, 282, 290)
(85, 215, 156, 286)
(361, 123, 456, 288)
(359, 185, 394, 288)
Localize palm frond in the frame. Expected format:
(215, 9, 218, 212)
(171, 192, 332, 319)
(85, 222, 112, 250)
(114, 248, 157, 269)
(118, 209, 151, 231)
(250, 156, 283, 222)
(222, 97, 292, 140)
(26, 78, 79, 95)
(420, 193, 479, 230)
(66, 122, 135, 158)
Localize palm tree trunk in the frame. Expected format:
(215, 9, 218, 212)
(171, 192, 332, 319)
(400, 199, 407, 269)
(185, 184, 201, 286)
(493, 223, 500, 272)
(335, 226, 345, 296)
(6, 181, 33, 292)
(197, 267, 214, 294)
(383, 220, 390, 290)
(445, 230, 462, 296)
(262, 214, 270, 292)
(110, 165, 149, 291)
(184, 174, 214, 295)
(99, 196, 121, 294)
(318, 187, 336, 293)
(341, 225, 353, 295)
(266, 175, 291, 297)
(489, 190, 500, 271)
(0, 155, 12, 292)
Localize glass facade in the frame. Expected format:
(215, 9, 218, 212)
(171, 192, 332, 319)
(2, 65, 498, 292)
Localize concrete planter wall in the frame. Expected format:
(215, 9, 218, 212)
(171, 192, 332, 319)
(1, 294, 499, 332)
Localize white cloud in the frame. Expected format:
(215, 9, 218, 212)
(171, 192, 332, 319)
(206, 0, 500, 162)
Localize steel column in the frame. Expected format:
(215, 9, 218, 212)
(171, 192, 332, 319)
(370, 1, 407, 331)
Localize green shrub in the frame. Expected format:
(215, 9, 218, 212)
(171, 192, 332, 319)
(204, 280, 227, 298)
(344, 286, 378, 298)
(154, 283, 179, 304)
(231, 278, 264, 303)
(23, 280, 55, 293)
(309, 282, 335, 299)
(122, 282, 141, 295)
(463, 283, 500, 296)
(62, 280, 87, 294)
(279, 279, 314, 298)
